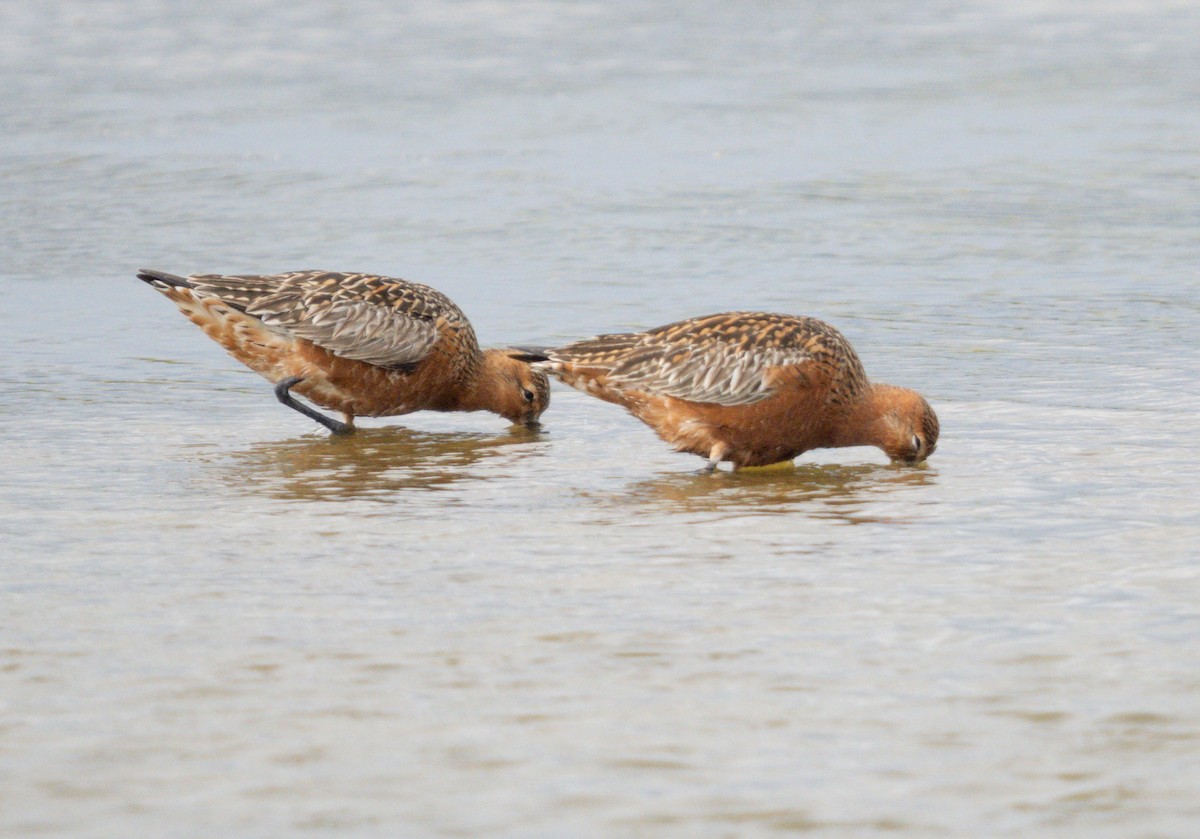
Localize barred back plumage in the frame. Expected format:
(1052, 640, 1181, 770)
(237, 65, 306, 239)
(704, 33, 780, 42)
(545, 312, 868, 407)
(184, 271, 478, 372)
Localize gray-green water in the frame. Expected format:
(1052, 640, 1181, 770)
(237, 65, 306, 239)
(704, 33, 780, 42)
(3, 2, 1199, 836)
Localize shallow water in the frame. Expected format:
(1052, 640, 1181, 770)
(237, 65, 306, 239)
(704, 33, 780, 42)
(3, 1, 1200, 836)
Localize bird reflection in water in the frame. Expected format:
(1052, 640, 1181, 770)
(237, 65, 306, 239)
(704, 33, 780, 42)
(217, 426, 544, 502)
(619, 462, 937, 523)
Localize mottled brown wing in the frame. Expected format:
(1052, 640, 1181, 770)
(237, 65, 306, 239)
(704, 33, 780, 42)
(188, 271, 470, 368)
(551, 312, 856, 406)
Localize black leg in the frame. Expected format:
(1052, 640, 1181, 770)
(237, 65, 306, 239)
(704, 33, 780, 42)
(274, 377, 353, 435)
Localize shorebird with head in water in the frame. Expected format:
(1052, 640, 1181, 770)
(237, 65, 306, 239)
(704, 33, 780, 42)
(138, 269, 549, 434)
(518, 312, 937, 471)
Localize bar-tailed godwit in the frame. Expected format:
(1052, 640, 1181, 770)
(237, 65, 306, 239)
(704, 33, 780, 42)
(519, 312, 937, 471)
(138, 269, 549, 434)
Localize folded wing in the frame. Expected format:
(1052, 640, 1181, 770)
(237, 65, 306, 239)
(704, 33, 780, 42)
(188, 271, 467, 368)
(551, 313, 845, 406)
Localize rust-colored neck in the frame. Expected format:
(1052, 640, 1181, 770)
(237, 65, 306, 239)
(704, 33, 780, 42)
(452, 349, 523, 418)
(829, 382, 906, 449)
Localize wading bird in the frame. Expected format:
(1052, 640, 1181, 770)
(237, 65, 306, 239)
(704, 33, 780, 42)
(519, 312, 937, 471)
(138, 269, 549, 434)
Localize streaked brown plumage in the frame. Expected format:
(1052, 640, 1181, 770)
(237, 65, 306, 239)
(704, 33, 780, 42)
(137, 269, 549, 433)
(522, 312, 938, 470)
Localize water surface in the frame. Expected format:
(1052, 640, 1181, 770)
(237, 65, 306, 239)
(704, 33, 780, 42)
(3, 1, 1199, 836)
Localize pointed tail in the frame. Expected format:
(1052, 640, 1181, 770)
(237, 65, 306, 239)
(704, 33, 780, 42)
(506, 346, 551, 363)
(136, 268, 195, 290)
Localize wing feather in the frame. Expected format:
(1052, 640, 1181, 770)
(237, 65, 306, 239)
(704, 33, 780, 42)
(186, 271, 470, 368)
(549, 312, 860, 406)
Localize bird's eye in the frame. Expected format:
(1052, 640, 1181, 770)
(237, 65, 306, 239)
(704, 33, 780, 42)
(911, 434, 922, 452)
(522, 388, 535, 402)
